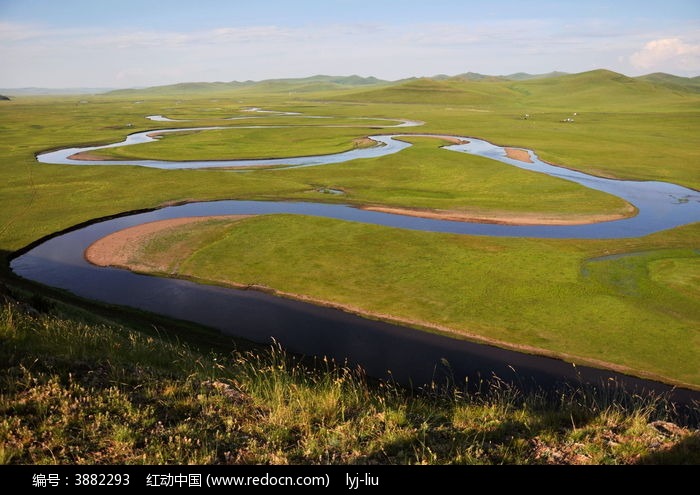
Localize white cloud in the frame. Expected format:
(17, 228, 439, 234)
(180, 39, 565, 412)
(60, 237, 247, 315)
(630, 38, 700, 74)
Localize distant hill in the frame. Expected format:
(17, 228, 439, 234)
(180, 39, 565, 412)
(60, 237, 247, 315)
(337, 77, 519, 106)
(0, 87, 114, 96)
(635, 73, 700, 93)
(448, 72, 507, 82)
(106, 75, 389, 97)
(432, 71, 568, 82)
(504, 71, 569, 81)
(501, 69, 700, 110)
(263, 75, 385, 86)
(106, 81, 253, 96)
(334, 69, 699, 110)
(16, 69, 697, 109)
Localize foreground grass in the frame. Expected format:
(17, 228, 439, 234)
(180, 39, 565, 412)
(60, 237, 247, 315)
(1, 300, 697, 465)
(102, 215, 700, 387)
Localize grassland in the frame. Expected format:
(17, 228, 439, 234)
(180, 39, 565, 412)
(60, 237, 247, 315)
(89, 215, 700, 387)
(2, 70, 699, 251)
(2, 299, 698, 464)
(1, 70, 699, 463)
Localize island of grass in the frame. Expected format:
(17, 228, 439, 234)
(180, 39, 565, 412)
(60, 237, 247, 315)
(86, 215, 700, 388)
(70, 125, 387, 162)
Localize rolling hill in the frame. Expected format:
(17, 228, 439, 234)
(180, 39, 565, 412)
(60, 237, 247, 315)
(636, 73, 700, 93)
(99, 69, 700, 113)
(106, 75, 389, 97)
(335, 69, 700, 110)
(508, 69, 700, 110)
(334, 77, 519, 106)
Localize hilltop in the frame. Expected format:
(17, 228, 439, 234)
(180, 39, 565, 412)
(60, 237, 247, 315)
(337, 69, 700, 110)
(97, 69, 700, 112)
(5, 69, 697, 99)
(106, 74, 390, 97)
(636, 72, 700, 93)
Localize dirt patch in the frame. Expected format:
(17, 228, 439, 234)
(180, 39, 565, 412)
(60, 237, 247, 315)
(441, 136, 470, 145)
(361, 205, 636, 226)
(504, 148, 533, 163)
(67, 151, 110, 161)
(85, 216, 250, 268)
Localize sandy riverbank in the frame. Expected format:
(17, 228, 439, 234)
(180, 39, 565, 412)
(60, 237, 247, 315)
(360, 205, 635, 226)
(67, 151, 110, 161)
(504, 147, 533, 163)
(85, 216, 250, 269)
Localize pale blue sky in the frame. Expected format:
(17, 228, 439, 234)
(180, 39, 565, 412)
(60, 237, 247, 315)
(1, 0, 698, 87)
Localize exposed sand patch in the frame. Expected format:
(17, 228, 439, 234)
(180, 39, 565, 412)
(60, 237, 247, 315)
(361, 205, 636, 226)
(85, 216, 250, 268)
(504, 147, 533, 163)
(67, 151, 110, 161)
(441, 136, 470, 145)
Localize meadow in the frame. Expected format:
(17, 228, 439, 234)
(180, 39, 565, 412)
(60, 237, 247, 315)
(95, 215, 700, 387)
(0, 69, 699, 462)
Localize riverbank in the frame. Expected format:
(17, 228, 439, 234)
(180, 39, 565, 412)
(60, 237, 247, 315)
(360, 205, 635, 225)
(85, 215, 250, 271)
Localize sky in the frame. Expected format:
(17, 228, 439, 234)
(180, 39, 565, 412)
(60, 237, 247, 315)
(1, 0, 699, 88)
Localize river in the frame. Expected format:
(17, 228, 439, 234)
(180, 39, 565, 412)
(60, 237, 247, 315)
(14, 114, 700, 402)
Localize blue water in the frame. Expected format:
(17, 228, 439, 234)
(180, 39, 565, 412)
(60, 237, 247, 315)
(35, 125, 700, 238)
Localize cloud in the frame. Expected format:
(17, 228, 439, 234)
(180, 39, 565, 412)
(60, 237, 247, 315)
(3, 16, 699, 87)
(630, 38, 700, 73)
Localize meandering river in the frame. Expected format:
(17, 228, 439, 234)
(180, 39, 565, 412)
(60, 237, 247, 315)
(14, 113, 700, 401)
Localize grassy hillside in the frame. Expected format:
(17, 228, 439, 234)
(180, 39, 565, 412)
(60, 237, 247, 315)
(636, 73, 700, 93)
(340, 69, 700, 111)
(510, 69, 698, 110)
(107, 75, 389, 98)
(337, 77, 519, 106)
(1, 299, 697, 464)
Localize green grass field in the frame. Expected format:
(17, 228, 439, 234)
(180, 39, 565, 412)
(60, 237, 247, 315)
(106, 215, 700, 387)
(0, 71, 698, 388)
